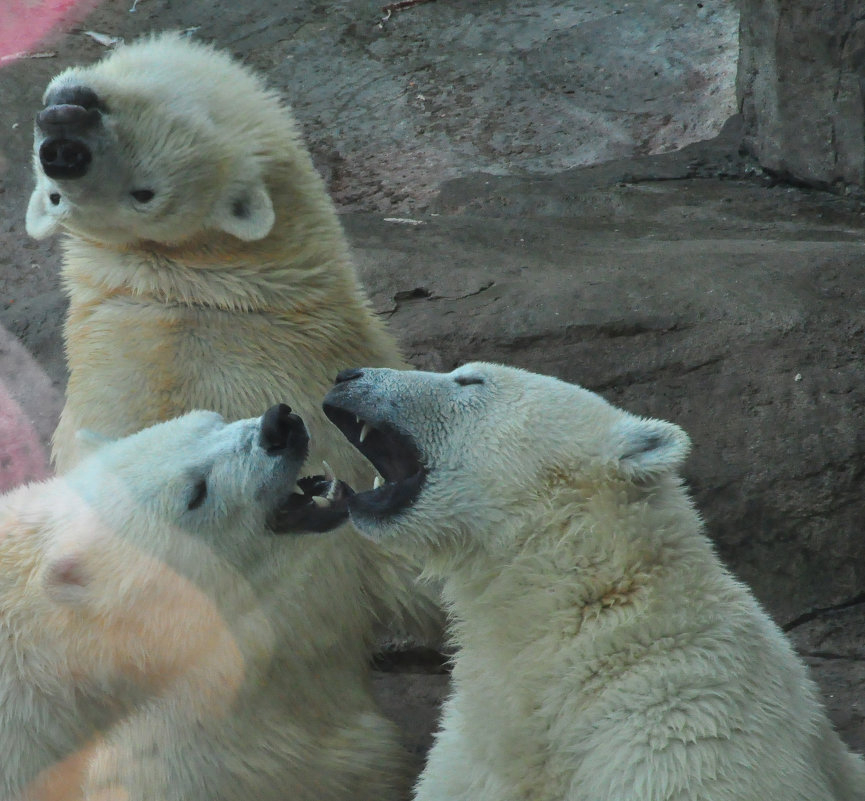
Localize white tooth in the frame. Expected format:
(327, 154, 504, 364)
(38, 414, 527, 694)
(321, 460, 335, 481)
(356, 415, 361, 424)
(325, 480, 338, 501)
(311, 496, 330, 508)
(373, 474, 384, 490)
(359, 422, 372, 443)
(294, 483, 304, 494)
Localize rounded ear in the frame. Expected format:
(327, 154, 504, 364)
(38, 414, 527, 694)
(209, 175, 275, 241)
(26, 188, 61, 239)
(611, 415, 691, 481)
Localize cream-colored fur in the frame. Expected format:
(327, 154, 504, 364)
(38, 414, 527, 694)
(324, 363, 865, 801)
(23, 34, 437, 798)
(0, 411, 411, 801)
(25, 33, 405, 481)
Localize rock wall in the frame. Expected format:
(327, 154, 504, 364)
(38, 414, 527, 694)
(352, 140, 865, 633)
(737, 0, 865, 190)
(349, 153, 865, 748)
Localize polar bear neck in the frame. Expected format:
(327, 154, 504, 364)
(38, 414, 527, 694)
(441, 477, 724, 659)
(61, 204, 360, 317)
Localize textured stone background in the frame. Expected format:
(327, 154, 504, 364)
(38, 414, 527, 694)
(0, 0, 862, 760)
(738, 0, 865, 191)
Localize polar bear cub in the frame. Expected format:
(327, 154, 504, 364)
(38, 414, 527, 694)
(322, 363, 865, 801)
(0, 407, 407, 801)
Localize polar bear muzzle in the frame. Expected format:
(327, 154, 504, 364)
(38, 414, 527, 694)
(36, 85, 104, 180)
(259, 404, 353, 535)
(322, 383, 426, 521)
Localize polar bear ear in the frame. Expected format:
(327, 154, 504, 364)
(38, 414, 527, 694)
(611, 416, 690, 481)
(25, 188, 62, 239)
(210, 176, 275, 242)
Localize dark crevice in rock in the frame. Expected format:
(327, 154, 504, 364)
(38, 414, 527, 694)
(783, 592, 865, 633)
(803, 652, 864, 662)
(382, 281, 495, 316)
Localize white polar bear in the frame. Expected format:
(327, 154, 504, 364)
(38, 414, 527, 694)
(24, 32, 409, 481)
(0, 406, 409, 801)
(24, 27, 440, 704)
(321, 363, 865, 801)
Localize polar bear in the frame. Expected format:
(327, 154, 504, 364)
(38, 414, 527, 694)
(0, 405, 409, 801)
(25, 31, 406, 484)
(25, 32, 438, 657)
(321, 363, 865, 801)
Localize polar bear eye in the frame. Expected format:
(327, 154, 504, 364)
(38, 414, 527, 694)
(187, 479, 208, 510)
(130, 189, 155, 203)
(454, 373, 485, 387)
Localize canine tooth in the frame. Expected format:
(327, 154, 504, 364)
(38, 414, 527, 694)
(325, 481, 338, 501)
(311, 496, 330, 508)
(322, 460, 335, 481)
(294, 483, 304, 494)
(373, 474, 384, 490)
(359, 422, 372, 443)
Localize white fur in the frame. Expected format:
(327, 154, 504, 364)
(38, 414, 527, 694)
(332, 363, 865, 801)
(0, 411, 411, 801)
(27, 33, 409, 478)
(26, 32, 438, 644)
(23, 35, 440, 796)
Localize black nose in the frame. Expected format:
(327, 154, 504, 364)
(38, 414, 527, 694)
(334, 368, 364, 384)
(259, 404, 309, 454)
(39, 138, 92, 179)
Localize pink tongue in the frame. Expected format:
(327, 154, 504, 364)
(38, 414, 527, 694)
(0, 0, 101, 63)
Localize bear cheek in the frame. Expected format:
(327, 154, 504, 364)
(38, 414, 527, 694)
(44, 553, 90, 605)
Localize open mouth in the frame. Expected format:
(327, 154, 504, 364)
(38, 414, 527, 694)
(259, 403, 352, 535)
(323, 403, 426, 520)
(267, 469, 355, 535)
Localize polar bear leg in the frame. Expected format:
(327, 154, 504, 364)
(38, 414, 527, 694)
(414, 698, 511, 801)
(82, 644, 410, 801)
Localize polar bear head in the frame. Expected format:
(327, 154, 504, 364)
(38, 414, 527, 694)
(25, 33, 281, 245)
(0, 405, 348, 688)
(32, 405, 348, 606)
(323, 363, 690, 562)
(61, 405, 349, 555)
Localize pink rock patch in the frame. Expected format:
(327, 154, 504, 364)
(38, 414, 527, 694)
(0, 0, 101, 63)
(0, 381, 50, 491)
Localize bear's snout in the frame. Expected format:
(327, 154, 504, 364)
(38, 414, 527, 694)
(36, 88, 103, 180)
(38, 136, 93, 179)
(43, 84, 102, 111)
(259, 403, 308, 455)
(334, 367, 364, 384)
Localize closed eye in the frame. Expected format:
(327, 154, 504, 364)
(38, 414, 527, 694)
(454, 374, 484, 387)
(188, 479, 208, 510)
(131, 189, 155, 203)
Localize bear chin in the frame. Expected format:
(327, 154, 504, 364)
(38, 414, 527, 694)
(322, 402, 427, 520)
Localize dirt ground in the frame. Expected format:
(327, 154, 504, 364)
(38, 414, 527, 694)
(2, 0, 864, 774)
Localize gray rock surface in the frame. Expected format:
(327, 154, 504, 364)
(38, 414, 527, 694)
(0, 0, 862, 769)
(0, 0, 738, 216)
(353, 135, 865, 753)
(738, 0, 865, 191)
